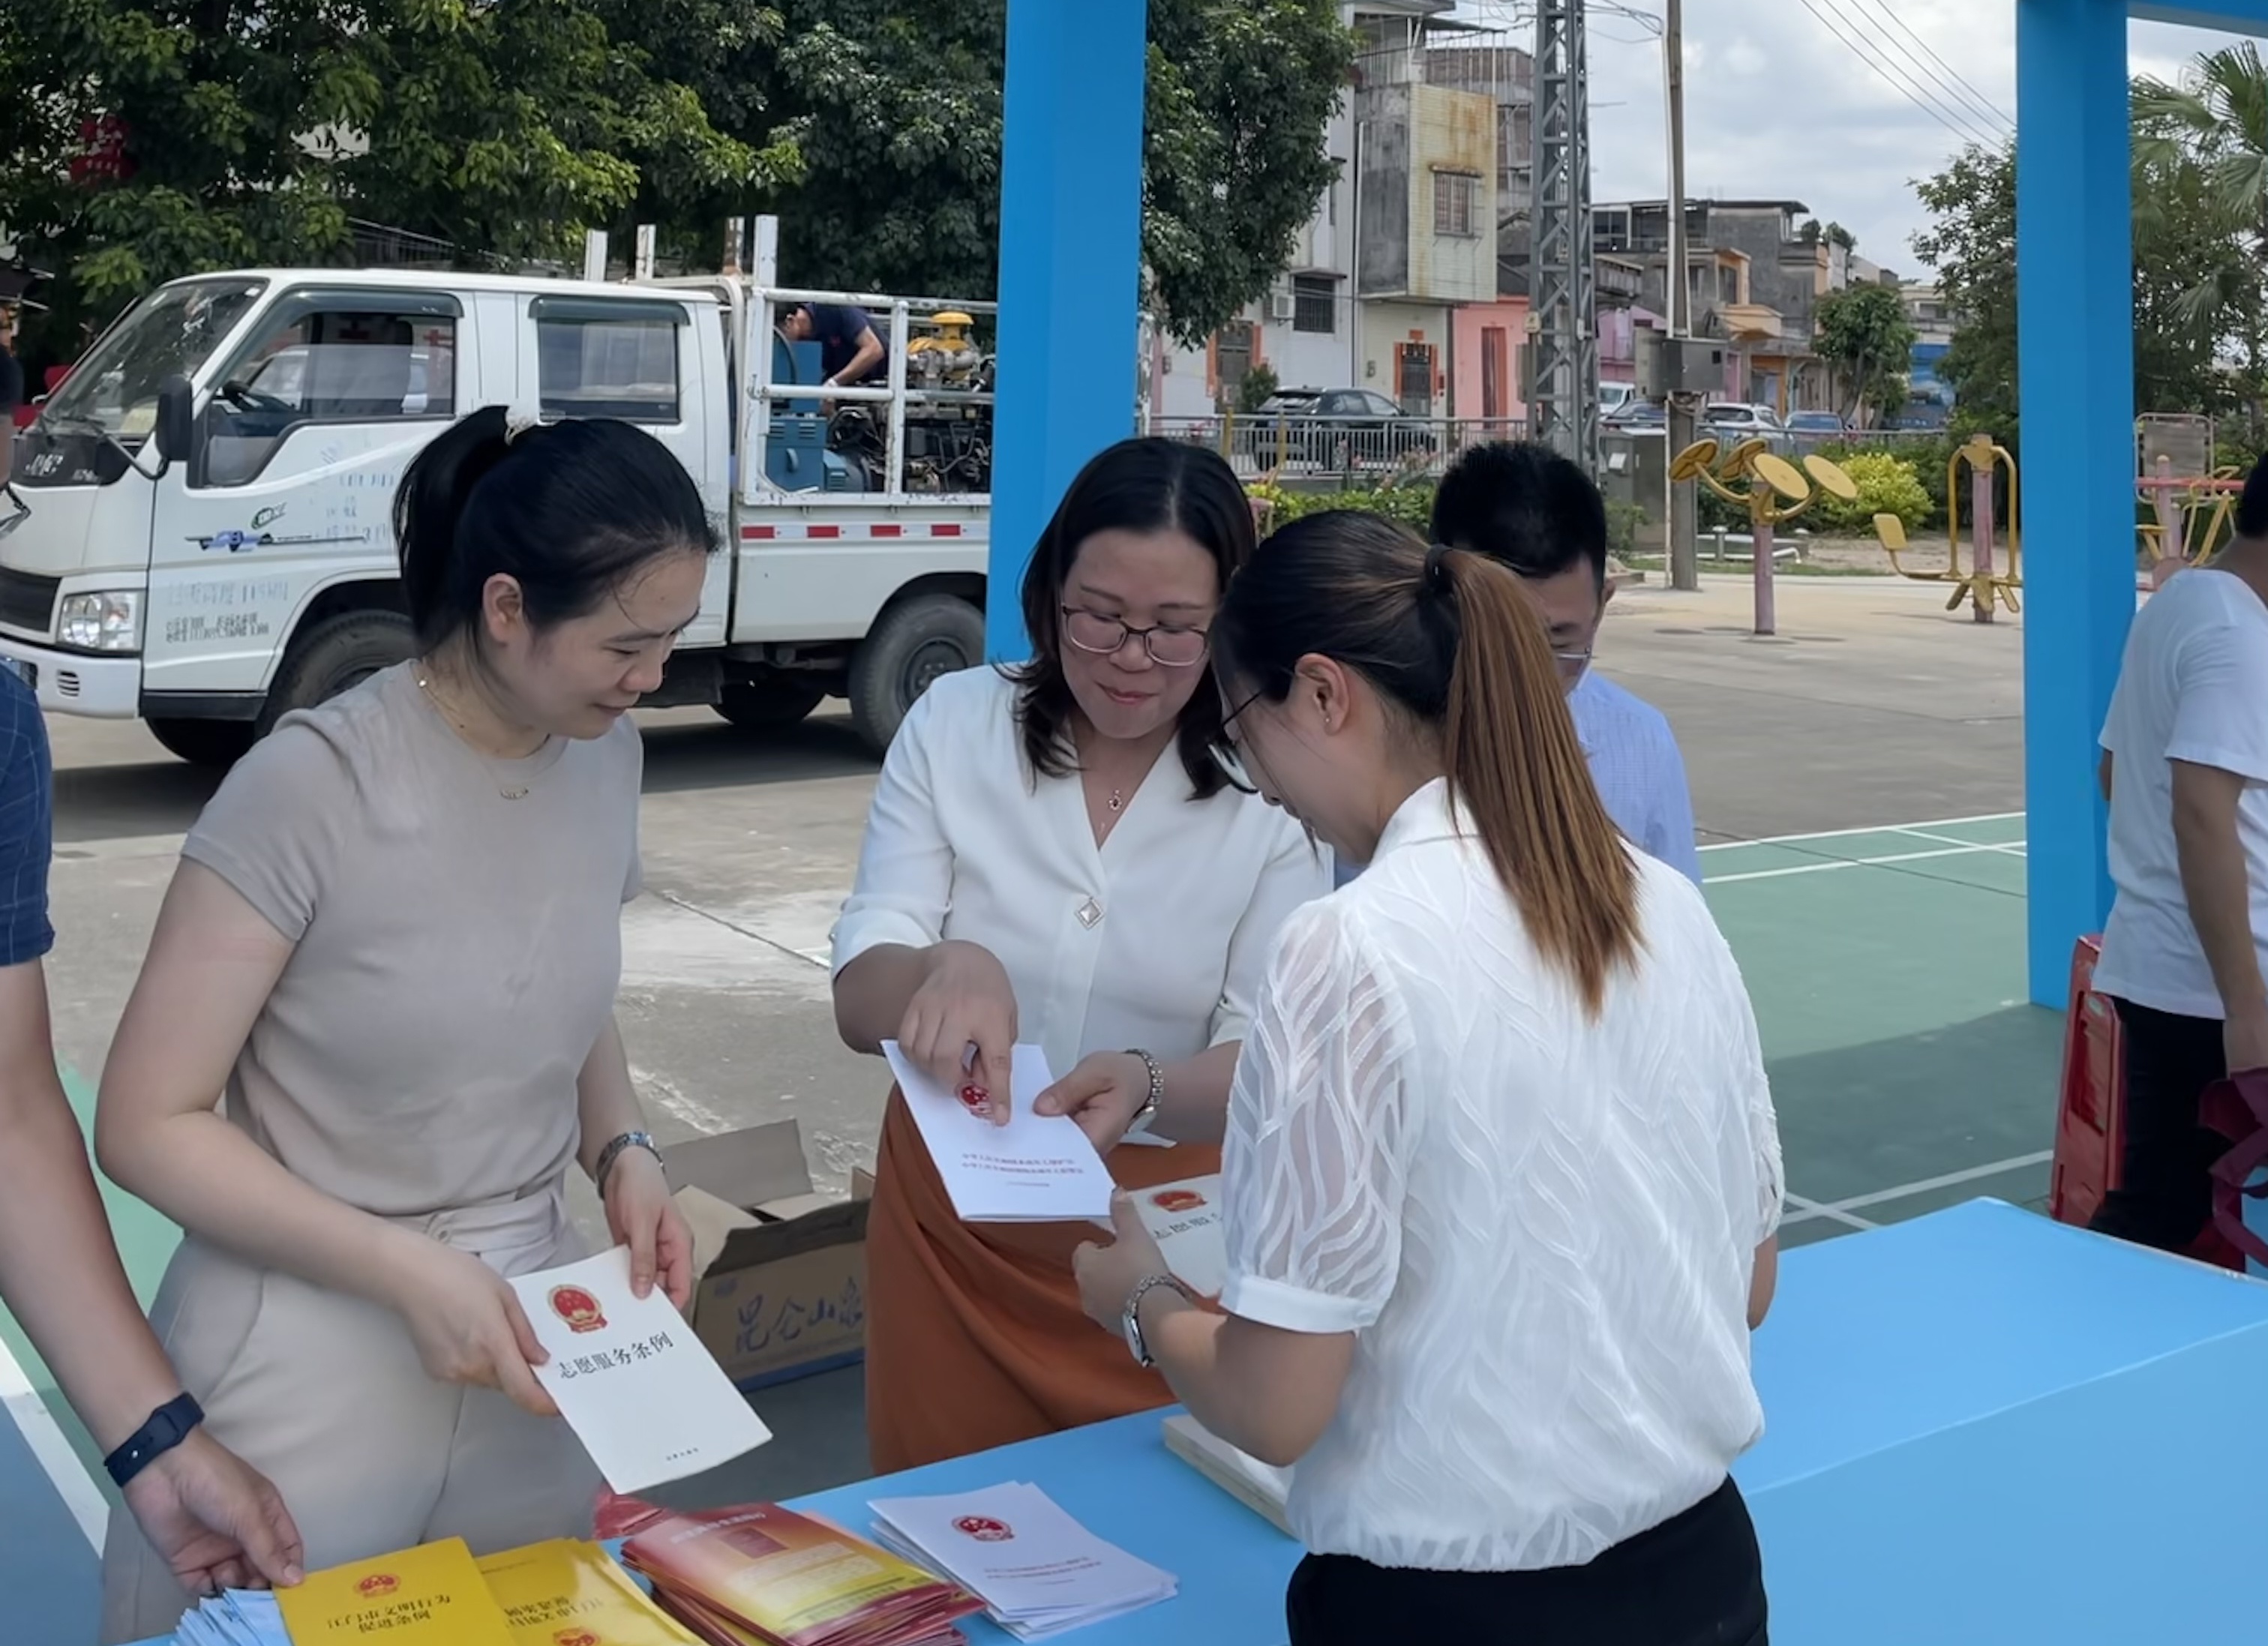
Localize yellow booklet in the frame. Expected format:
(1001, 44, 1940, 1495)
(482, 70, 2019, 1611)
(478, 1538, 702, 1645)
(275, 1537, 516, 1645)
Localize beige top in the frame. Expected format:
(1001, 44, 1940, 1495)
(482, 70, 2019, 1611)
(182, 662, 642, 1219)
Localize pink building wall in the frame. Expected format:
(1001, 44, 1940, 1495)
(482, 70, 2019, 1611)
(1450, 298, 1530, 424)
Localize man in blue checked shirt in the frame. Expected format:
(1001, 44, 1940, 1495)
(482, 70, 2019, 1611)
(0, 667, 304, 1601)
(1335, 441, 1702, 887)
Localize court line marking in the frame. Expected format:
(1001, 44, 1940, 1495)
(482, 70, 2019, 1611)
(1706, 842, 2026, 885)
(1784, 1193, 1876, 1231)
(1697, 811, 2023, 853)
(0, 1337, 107, 1552)
(1783, 1151, 2056, 1229)
(1888, 826, 2029, 855)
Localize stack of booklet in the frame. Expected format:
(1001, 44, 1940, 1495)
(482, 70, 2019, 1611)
(867, 1483, 1177, 1640)
(609, 1495, 985, 1646)
(174, 1535, 701, 1645)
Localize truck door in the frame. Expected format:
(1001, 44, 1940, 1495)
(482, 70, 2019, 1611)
(147, 288, 462, 707)
(526, 294, 730, 648)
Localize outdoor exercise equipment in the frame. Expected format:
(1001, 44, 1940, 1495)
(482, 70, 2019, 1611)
(1670, 437, 1857, 637)
(2134, 456, 2243, 586)
(1870, 434, 2021, 623)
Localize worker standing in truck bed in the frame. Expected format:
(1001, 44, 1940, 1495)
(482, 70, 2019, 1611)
(784, 301, 887, 390)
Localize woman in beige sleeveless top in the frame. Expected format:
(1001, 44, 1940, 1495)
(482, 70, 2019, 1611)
(92, 408, 708, 1642)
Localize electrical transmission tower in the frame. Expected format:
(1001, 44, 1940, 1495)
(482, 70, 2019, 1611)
(1532, 0, 1598, 473)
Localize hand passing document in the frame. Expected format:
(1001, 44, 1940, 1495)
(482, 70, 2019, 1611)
(884, 1042, 1117, 1222)
(509, 1245, 772, 1494)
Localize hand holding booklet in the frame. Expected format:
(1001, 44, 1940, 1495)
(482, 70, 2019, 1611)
(508, 1243, 773, 1494)
(883, 1042, 1116, 1223)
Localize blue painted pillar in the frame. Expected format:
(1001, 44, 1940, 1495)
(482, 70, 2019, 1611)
(986, 0, 1150, 661)
(2016, 0, 2132, 1007)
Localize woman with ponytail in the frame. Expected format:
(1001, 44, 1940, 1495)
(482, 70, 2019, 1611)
(93, 407, 716, 1642)
(1076, 511, 1783, 1646)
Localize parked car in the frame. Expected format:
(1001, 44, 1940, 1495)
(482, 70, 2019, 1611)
(1785, 410, 1851, 442)
(1701, 402, 1793, 451)
(1238, 387, 1436, 469)
(1604, 399, 1666, 434)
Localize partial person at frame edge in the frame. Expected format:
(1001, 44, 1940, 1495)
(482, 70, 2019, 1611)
(830, 436, 1328, 1474)
(2092, 453, 2268, 1253)
(92, 407, 704, 1643)
(0, 664, 304, 1606)
(1336, 440, 1701, 887)
(1076, 513, 1780, 1646)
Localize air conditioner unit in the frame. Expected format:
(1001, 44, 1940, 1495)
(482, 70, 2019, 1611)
(1270, 290, 1298, 322)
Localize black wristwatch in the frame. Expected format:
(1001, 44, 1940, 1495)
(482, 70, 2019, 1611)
(104, 1393, 203, 1489)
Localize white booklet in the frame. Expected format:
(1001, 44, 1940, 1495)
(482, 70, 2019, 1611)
(868, 1480, 1175, 1640)
(884, 1041, 1116, 1223)
(508, 1244, 772, 1493)
(1126, 1174, 1228, 1297)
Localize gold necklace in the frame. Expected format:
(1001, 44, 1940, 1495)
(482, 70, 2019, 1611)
(416, 671, 541, 800)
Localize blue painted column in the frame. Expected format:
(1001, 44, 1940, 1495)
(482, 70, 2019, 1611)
(986, 0, 1150, 661)
(2015, 0, 2133, 1007)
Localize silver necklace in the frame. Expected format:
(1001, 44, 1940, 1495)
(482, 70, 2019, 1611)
(416, 672, 539, 800)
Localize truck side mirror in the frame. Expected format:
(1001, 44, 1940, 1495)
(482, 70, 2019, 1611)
(153, 375, 196, 475)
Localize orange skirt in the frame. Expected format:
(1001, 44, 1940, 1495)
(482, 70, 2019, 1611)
(864, 1087, 1220, 1474)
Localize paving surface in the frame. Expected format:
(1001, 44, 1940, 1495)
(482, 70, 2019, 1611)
(9, 571, 2053, 1539)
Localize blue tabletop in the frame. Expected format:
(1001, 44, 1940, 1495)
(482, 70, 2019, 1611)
(128, 1200, 2268, 1646)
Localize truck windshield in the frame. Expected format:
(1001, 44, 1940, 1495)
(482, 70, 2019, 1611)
(40, 277, 266, 441)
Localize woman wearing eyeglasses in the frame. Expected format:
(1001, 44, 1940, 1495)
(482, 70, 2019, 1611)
(830, 438, 1327, 1471)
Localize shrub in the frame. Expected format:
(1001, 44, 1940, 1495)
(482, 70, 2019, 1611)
(1247, 481, 1437, 536)
(1810, 450, 1932, 535)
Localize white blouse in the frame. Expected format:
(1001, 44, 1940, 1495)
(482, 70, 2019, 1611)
(1221, 778, 1782, 1574)
(830, 667, 1328, 1081)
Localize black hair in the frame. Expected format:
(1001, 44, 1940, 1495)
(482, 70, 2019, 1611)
(392, 406, 718, 652)
(1430, 439, 1610, 589)
(2239, 451, 2268, 540)
(1214, 510, 1640, 1014)
(1006, 436, 1256, 799)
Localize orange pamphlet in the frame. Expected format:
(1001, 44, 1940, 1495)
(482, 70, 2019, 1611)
(621, 1500, 982, 1646)
(477, 1538, 702, 1645)
(274, 1537, 516, 1645)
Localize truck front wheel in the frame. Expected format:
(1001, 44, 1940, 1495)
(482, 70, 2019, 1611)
(848, 593, 985, 754)
(260, 610, 418, 733)
(146, 718, 257, 769)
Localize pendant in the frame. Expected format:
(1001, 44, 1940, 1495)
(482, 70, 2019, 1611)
(1108, 790, 1123, 812)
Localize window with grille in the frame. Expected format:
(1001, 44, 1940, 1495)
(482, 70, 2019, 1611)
(1292, 275, 1336, 335)
(1432, 171, 1480, 238)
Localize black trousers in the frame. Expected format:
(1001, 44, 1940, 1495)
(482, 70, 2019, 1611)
(2088, 998, 2230, 1253)
(1285, 1477, 1768, 1646)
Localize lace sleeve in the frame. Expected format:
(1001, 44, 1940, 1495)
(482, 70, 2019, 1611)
(1220, 901, 1414, 1335)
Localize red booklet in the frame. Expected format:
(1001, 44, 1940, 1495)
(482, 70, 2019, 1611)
(601, 1494, 982, 1646)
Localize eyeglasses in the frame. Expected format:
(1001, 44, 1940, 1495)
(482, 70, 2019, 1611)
(1060, 607, 1210, 667)
(1210, 685, 1264, 793)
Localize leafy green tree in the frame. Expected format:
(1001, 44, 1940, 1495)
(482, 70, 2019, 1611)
(673, 0, 1353, 343)
(1910, 142, 2018, 442)
(0, 0, 770, 348)
(1814, 282, 1917, 428)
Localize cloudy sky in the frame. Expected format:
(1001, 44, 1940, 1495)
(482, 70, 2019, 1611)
(1454, 1, 2249, 277)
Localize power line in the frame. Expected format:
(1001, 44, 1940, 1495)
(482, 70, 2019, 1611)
(1837, 0, 2014, 134)
(1794, 0, 2004, 151)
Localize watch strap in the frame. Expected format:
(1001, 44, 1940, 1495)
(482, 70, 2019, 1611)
(595, 1129, 663, 1195)
(104, 1393, 202, 1489)
(1126, 1049, 1164, 1128)
(1123, 1272, 1192, 1367)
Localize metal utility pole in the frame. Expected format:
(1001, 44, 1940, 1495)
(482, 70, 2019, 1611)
(1664, 0, 1699, 591)
(1532, 0, 1598, 473)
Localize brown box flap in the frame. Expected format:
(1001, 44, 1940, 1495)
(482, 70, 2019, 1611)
(674, 1185, 762, 1279)
(663, 1120, 813, 1211)
(712, 1197, 871, 1272)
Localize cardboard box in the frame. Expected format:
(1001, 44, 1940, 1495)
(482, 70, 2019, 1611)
(666, 1120, 872, 1391)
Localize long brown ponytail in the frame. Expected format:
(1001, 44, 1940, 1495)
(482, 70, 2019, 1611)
(1211, 512, 1643, 1014)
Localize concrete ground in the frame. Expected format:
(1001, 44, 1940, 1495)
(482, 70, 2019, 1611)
(19, 569, 2043, 1522)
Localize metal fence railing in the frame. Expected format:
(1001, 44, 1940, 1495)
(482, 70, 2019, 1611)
(1154, 415, 1534, 482)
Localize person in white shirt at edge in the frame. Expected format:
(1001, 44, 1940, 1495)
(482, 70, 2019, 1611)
(1076, 512, 1782, 1646)
(1334, 440, 1701, 887)
(2090, 454, 2268, 1253)
(830, 436, 1327, 1474)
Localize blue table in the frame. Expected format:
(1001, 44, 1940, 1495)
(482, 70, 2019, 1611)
(122, 1199, 2268, 1645)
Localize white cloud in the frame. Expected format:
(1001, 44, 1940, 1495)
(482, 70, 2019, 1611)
(1456, 1, 2261, 276)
